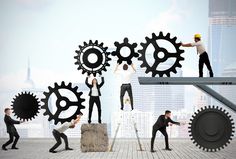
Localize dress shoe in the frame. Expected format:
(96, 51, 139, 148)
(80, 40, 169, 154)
(11, 147, 19, 150)
(164, 148, 172, 151)
(150, 149, 156, 153)
(65, 147, 73, 151)
(2, 146, 7, 151)
(49, 150, 57, 153)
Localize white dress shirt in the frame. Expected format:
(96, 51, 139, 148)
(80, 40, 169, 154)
(55, 121, 73, 133)
(191, 41, 206, 55)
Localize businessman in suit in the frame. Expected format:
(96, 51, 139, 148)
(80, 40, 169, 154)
(2, 108, 23, 151)
(151, 110, 183, 152)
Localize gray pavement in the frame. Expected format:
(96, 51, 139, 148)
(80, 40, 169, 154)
(0, 138, 235, 159)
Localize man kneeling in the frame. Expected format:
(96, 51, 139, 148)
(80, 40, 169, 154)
(49, 113, 83, 153)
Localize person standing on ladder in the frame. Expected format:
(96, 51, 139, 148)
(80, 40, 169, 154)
(181, 34, 214, 77)
(114, 63, 136, 111)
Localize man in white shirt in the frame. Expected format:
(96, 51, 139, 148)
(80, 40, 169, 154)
(49, 113, 83, 153)
(114, 63, 136, 110)
(181, 34, 214, 77)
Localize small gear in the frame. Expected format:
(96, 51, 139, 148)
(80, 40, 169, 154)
(138, 32, 184, 77)
(74, 40, 111, 77)
(11, 92, 40, 121)
(41, 81, 85, 125)
(111, 37, 139, 65)
(189, 105, 235, 151)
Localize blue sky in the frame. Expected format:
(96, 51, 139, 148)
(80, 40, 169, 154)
(0, 0, 208, 89)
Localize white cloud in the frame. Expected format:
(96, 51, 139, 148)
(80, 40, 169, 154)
(145, 0, 188, 34)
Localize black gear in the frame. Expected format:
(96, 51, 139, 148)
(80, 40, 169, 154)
(74, 40, 111, 77)
(11, 92, 40, 121)
(41, 81, 85, 125)
(138, 32, 184, 77)
(189, 105, 235, 151)
(111, 37, 139, 65)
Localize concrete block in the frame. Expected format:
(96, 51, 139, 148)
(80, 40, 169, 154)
(80, 123, 109, 152)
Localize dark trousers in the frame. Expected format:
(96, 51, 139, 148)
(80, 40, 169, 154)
(199, 52, 213, 77)
(88, 96, 101, 123)
(50, 130, 69, 151)
(151, 127, 169, 150)
(2, 131, 20, 148)
(120, 84, 133, 110)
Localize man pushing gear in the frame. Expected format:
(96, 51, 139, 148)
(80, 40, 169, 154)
(181, 34, 214, 77)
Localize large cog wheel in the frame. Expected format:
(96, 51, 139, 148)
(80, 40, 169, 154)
(74, 40, 111, 77)
(11, 92, 40, 121)
(41, 81, 85, 125)
(111, 37, 139, 65)
(189, 105, 235, 151)
(138, 32, 184, 77)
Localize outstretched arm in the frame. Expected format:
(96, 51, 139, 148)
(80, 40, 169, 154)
(73, 115, 82, 124)
(6, 116, 21, 125)
(169, 118, 180, 126)
(85, 76, 91, 88)
(99, 77, 104, 87)
(114, 63, 119, 73)
(181, 43, 193, 47)
(131, 63, 136, 72)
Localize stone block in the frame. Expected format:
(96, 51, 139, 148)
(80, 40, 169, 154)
(80, 123, 109, 152)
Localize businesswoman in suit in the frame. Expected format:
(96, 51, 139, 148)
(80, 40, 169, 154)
(85, 76, 104, 124)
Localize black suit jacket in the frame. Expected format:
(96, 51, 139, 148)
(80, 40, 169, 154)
(153, 115, 180, 130)
(85, 77, 104, 96)
(4, 115, 20, 133)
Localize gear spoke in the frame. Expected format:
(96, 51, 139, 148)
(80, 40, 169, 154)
(167, 52, 178, 57)
(152, 41, 160, 50)
(54, 89, 62, 99)
(151, 61, 161, 70)
(138, 32, 185, 77)
(41, 81, 85, 125)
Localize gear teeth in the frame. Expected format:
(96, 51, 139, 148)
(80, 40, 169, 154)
(112, 37, 138, 64)
(172, 37, 177, 42)
(11, 91, 40, 121)
(89, 40, 93, 45)
(145, 37, 150, 42)
(189, 105, 234, 152)
(74, 40, 111, 76)
(166, 33, 170, 38)
(83, 42, 88, 46)
(159, 31, 164, 37)
(79, 45, 83, 50)
(99, 42, 104, 47)
(41, 81, 86, 125)
(138, 31, 185, 77)
(152, 33, 157, 39)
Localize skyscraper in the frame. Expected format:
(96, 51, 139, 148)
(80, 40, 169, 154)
(208, 0, 236, 76)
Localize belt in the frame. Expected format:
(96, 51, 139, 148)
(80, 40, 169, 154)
(200, 52, 207, 56)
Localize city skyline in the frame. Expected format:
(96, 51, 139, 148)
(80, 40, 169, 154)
(0, 0, 236, 138)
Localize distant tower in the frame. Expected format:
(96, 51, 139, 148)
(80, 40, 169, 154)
(22, 58, 35, 90)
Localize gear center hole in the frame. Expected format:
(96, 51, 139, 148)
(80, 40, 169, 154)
(157, 51, 165, 59)
(88, 53, 98, 64)
(120, 46, 131, 57)
(59, 100, 67, 107)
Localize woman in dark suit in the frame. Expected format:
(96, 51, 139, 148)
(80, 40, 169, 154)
(85, 76, 104, 124)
